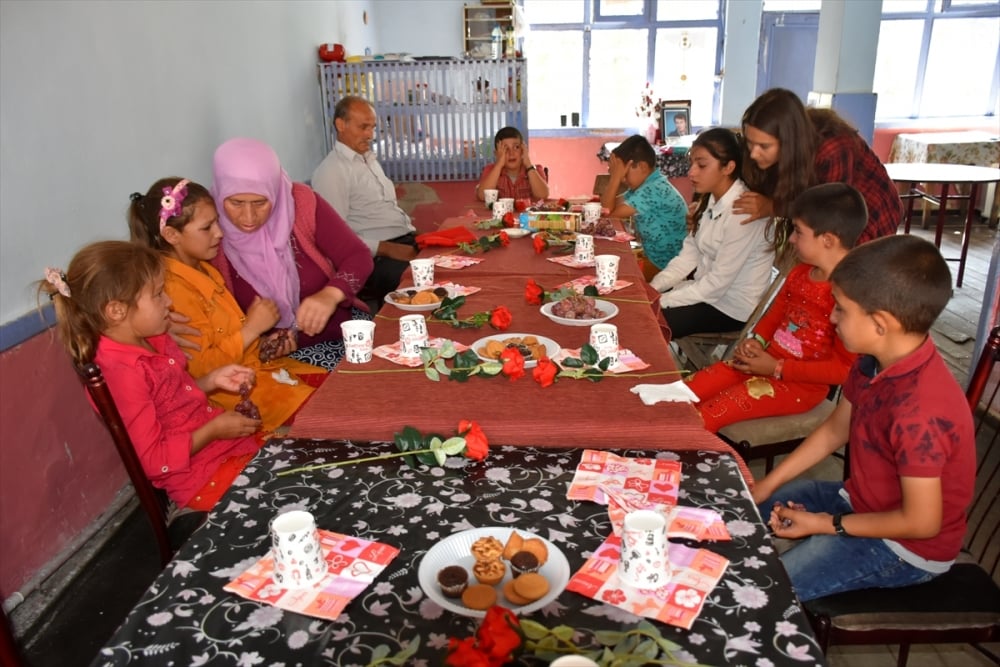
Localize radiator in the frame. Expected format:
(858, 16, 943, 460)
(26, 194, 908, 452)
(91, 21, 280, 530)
(318, 59, 528, 182)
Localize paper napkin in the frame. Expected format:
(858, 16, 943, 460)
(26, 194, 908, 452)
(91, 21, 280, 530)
(551, 347, 650, 374)
(223, 530, 399, 622)
(558, 274, 634, 295)
(546, 255, 595, 269)
(373, 338, 469, 367)
(432, 255, 485, 270)
(566, 533, 729, 630)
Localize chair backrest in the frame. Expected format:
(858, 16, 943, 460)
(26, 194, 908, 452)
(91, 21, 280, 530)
(963, 325, 999, 581)
(77, 362, 174, 567)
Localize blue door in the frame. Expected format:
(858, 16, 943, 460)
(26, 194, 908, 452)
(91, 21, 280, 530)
(757, 12, 820, 99)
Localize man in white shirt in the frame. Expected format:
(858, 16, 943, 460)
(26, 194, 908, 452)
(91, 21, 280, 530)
(312, 96, 417, 304)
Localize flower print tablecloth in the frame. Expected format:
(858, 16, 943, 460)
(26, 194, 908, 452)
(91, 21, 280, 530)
(92, 440, 827, 667)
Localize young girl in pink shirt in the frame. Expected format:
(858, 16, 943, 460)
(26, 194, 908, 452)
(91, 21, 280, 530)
(42, 241, 262, 510)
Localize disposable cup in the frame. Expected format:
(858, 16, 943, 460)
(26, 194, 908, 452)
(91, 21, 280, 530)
(270, 510, 326, 588)
(341, 320, 376, 363)
(619, 509, 671, 589)
(483, 188, 499, 207)
(582, 202, 603, 224)
(399, 314, 429, 357)
(595, 254, 620, 290)
(574, 233, 595, 263)
(589, 323, 619, 368)
(409, 258, 435, 288)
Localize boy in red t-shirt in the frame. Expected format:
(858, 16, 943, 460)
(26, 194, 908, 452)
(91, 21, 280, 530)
(751, 234, 976, 601)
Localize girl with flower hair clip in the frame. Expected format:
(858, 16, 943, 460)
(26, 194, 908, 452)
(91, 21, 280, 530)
(40, 241, 263, 510)
(129, 176, 324, 433)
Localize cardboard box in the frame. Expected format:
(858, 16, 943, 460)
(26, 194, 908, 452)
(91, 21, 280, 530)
(525, 211, 580, 231)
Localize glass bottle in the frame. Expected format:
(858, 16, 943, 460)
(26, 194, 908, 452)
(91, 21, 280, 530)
(491, 25, 502, 59)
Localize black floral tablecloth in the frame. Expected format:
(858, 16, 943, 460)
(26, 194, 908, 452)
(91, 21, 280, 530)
(92, 439, 826, 667)
(597, 144, 691, 179)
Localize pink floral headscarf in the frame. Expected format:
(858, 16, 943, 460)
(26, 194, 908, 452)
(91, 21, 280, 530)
(211, 138, 299, 327)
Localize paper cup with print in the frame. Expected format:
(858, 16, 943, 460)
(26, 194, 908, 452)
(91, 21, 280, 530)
(494, 197, 514, 218)
(582, 202, 603, 224)
(399, 314, 429, 357)
(270, 510, 326, 588)
(589, 322, 620, 368)
(618, 509, 671, 589)
(594, 254, 621, 291)
(409, 258, 435, 288)
(574, 233, 595, 263)
(483, 188, 499, 208)
(341, 320, 376, 364)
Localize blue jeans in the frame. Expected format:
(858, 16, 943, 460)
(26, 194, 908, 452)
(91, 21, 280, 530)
(758, 479, 936, 601)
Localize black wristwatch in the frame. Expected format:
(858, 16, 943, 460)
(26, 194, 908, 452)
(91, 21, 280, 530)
(833, 512, 852, 537)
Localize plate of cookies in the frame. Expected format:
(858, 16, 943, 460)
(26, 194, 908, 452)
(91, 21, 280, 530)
(472, 333, 559, 369)
(384, 286, 456, 312)
(418, 527, 570, 618)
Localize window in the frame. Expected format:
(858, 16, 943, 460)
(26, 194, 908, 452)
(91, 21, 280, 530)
(875, 0, 998, 118)
(523, 0, 724, 130)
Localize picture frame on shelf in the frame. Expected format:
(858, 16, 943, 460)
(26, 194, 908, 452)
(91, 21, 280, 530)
(658, 100, 692, 138)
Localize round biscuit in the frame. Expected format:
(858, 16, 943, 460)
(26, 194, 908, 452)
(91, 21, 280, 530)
(512, 572, 549, 602)
(503, 578, 532, 605)
(461, 583, 498, 610)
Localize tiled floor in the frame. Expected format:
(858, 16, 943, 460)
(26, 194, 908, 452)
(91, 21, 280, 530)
(11, 204, 999, 667)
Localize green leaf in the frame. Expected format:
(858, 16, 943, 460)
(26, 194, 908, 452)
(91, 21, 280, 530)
(550, 624, 575, 641)
(434, 358, 450, 375)
(437, 436, 467, 456)
(582, 285, 600, 296)
(424, 366, 440, 382)
(394, 426, 423, 453)
(561, 357, 585, 368)
(594, 630, 626, 645)
(414, 450, 438, 466)
(580, 344, 599, 366)
(518, 619, 550, 640)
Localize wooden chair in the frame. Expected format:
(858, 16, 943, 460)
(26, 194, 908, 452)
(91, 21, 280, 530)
(803, 324, 1000, 666)
(78, 363, 205, 568)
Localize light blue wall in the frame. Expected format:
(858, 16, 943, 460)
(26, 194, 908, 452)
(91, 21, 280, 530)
(0, 0, 381, 326)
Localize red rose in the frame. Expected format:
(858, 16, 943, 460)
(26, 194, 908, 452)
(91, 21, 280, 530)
(532, 234, 547, 254)
(476, 606, 522, 662)
(500, 347, 525, 380)
(445, 637, 491, 667)
(502, 212, 517, 228)
(532, 357, 558, 387)
(458, 420, 489, 461)
(514, 198, 530, 212)
(489, 306, 512, 330)
(498, 231, 510, 247)
(524, 279, 543, 305)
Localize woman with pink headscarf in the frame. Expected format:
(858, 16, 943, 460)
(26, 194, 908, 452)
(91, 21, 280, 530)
(210, 138, 373, 370)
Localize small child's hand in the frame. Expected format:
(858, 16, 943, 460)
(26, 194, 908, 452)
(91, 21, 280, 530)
(210, 410, 261, 438)
(205, 365, 256, 393)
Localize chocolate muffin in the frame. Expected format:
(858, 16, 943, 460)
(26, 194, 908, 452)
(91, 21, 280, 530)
(437, 565, 469, 598)
(509, 550, 540, 577)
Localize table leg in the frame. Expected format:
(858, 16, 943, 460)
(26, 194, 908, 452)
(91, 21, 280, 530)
(902, 181, 916, 234)
(934, 183, 951, 248)
(957, 182, 978, 288)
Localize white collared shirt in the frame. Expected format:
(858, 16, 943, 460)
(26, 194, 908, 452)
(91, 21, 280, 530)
(650, 180, 775, 321)
(311, 142, 415, 255)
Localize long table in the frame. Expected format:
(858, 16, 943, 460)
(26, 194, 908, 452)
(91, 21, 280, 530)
(91, 439, 827, 666)
(289, 214, 747, 476)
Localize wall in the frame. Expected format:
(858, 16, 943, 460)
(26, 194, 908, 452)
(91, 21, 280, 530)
(0, 0, 387, 605)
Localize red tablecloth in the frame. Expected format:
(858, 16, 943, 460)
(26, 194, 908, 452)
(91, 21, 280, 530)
(290, 215, 752, 482)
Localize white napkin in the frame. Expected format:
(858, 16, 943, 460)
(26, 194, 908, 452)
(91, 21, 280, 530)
(271, 369, 299, 386)
(630, 381, 700, 405)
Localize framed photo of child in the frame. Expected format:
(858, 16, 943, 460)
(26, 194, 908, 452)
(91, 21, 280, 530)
(659, 101, 692, 138)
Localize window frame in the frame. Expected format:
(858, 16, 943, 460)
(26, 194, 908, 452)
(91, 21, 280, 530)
(878, 0, 999, 119)
(524, 0, 726, 131)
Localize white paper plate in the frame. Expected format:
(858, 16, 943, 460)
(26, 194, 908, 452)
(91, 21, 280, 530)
(504, 227, 531, 239)
(540, 300, 619, 327)
(417, 527, 570, 618)
(471, 333, 559, 369)
(384, 286, 455, 312)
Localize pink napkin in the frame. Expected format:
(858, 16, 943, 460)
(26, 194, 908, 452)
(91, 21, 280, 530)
(558, 274, 635, 295)
(551, 347, 650, 374)
(432, 255, 485, 269)
(566, 533, 729, 630)
(373, 338, 469, 367)
(223, 530, 399, 621)
(547, 255, 595, 269)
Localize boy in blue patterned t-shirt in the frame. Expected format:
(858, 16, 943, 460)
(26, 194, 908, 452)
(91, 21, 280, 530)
(601, 135, 688, 280)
